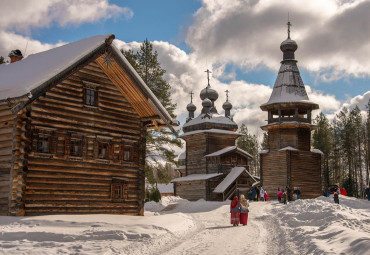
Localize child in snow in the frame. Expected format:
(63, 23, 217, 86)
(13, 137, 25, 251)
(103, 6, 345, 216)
(277, 188, 283, 203)
(264, 191, 269, 201)
(282, 189, 287, 204)
(260, 187, 265, 201)
(230, 196, 240, 226)
(239, 194, 249, 226)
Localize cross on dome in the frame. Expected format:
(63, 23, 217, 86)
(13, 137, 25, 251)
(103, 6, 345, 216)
(205, 69, 212, 87)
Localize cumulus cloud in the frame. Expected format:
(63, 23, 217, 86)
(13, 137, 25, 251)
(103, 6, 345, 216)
(0, 0, 131, 32)
(114, 39, 343, 135)
(186, 0, 370, 80)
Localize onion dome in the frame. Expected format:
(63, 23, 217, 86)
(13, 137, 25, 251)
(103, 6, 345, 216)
(187, 102, 196, 112)
(202, 97, 212, 108)
(280, 38, 298, 53)
(222, 100, 232, 111)
(200, 86, 219, 101)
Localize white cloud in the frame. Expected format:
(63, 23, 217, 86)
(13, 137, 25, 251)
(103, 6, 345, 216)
(0, 0, 131, 32)
(186, 0, 370, 80)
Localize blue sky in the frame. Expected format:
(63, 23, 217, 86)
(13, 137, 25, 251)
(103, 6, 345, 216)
(0, 0, 369, 132)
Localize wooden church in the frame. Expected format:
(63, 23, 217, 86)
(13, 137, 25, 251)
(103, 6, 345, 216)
(0, 34, 178, 216)
(259, 23, 322, 199)
(171, 72, 259, 201)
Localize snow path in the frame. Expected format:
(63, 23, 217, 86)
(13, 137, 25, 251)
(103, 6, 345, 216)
(1, 196, 369, 254)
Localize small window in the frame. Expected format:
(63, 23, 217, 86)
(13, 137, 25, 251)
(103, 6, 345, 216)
(123, 146, 133, 161)
(111, 182, 128, 201)
(98, 143, 108, 159)
(85, 87, 97, 106)
(37, 134, 49, 153)
(70, 139, 81, 156)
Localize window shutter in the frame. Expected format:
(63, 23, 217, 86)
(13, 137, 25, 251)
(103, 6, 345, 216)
(50, 135, 58, 154)
(93, 141, 99, 158)
(81, 138, 87, 157)
(95, 88, 99, 106)
(108, 143, 114, 160)
(31, 130, 38, 152)
(65, 137, 71, 156)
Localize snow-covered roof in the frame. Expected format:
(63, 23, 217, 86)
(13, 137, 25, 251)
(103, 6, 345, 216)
(180, 129, 240, 138)
(259, 149, 269, 154)
(0, 35, 108, 101)
(0, 34, 178, 133)
(175, 165, 185, 170)
(157, 183, 174, 193)
(213, 167, 245, 193)
(171, 173, 222, 183)
(279, 146, 299, 151)
(178, 151, 186, 160)
(312, 149, 324, 155)
(204, 146, 252, 158)
(183, 113, 237, 129)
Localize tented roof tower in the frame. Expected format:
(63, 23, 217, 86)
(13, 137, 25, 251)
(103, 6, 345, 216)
(259, 21, 322, 200)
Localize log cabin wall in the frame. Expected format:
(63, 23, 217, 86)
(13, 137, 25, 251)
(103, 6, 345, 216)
(268, 128, 297, 150)
(22, 60, 145, 215)
(175, 180, 206, 201)
(290, 151, 321, 198)
(0, 103, 16, 215)
(184, 133, 207, 175)
(260, 150, 288, 199)
(297, 127, 311, 151)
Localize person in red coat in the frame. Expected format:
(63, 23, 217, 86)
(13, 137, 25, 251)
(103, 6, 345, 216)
(230, 196, 240, 226)
(340, 188, 347, 196)
(239, 194, 249, 226)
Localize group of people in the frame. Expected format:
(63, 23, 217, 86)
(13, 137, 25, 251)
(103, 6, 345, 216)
(251, 186, 269, 201)
(230, 194, 249, 226)
(276, 187, 301, 204)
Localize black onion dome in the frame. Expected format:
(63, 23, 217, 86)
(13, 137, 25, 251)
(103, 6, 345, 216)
(280, 38, 298, 52)
(200, 87, 219, 101)
(187, 102, 196, 111)
(202, 98, 212, 107)
(222, 100, 232, 110)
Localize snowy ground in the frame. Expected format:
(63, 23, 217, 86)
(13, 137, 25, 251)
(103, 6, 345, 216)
(0, 195, 369, 255)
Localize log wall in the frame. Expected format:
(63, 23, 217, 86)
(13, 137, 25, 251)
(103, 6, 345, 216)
(19, 60, 145, 215)
(175, 180, 206, 201)
(268, 127, 311, 151)
(260, 151, 288, 199)
(0, 103, 15, 215)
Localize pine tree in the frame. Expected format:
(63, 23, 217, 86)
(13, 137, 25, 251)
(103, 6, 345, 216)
(0, 56, 5, 64)
(237, 124, 260, 175)
(366, 99, 370, 188)
(122, 39, 181, 183)
(313, 112, 334, 192)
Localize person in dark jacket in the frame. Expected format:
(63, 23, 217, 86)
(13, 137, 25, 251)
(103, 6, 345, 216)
(366, 186, 370, 201)
(334, 191, 339, 204)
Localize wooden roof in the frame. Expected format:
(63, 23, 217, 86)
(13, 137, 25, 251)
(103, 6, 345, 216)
(0, 34, 178, 133)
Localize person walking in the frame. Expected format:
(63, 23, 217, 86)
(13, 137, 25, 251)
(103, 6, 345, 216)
(264, 191, 269, 201)
(334, 190, 339, 204)
(277, 187, 282, 203)
(365, 186, 370, 201)
(282, 189, 287, 204)
(239, 194, 249, 226)
(260, 187, 265, 202)
(230, 196, 240, 226)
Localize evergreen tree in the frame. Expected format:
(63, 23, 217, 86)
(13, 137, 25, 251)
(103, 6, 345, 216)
(313, 112, 334, 192)
(121, 39, 181, 183)
(0, 56, 5, 64)
(236, 124, 260, 175)
(122, 39, 176, 117)
(366, 100, 370, 187)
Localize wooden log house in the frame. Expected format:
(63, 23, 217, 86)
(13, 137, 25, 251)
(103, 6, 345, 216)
(259, 24, 322, 199)
(0, 34, 178, 216)
(171, 74, 258, 201)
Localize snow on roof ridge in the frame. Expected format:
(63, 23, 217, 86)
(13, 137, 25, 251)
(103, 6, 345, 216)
(0, 34, 111, 101)
(279, 146, 299, 151)
(180, 129, 240, 137)
(213, 167, 245, 193)
(171, 173, 223, 183)
(204, 146, 252, 158)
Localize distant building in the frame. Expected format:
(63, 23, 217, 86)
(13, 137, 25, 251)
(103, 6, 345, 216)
(171, 71, 258, 201)
(0, 34, 178, 216)
(259, 23, 322, 199)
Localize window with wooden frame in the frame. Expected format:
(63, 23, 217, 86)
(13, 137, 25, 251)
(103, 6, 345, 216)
(98, 142, 109, 159)
(111, 178, 128, 202)
(83, 82, 98, 107)
(70, 139, 82, 157)
(123, 145, 133, 161)
(37, 134, 50, 153)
